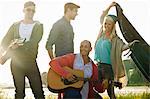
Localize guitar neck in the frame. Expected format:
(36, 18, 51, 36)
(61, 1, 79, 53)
(77, 77, 122, 88)
(75, 77, 90, 82)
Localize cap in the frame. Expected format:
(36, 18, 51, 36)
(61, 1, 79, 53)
(107, 14, 118, 23)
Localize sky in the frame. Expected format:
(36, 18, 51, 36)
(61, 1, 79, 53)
(0, 0, 150, 85)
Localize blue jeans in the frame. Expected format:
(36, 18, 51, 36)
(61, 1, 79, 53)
(63, 88, 81, 99)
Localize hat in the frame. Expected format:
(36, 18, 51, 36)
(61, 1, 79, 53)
(65, 2, 80, 9)
(64, 2, 80, 13)
(107, 14, 118, 23)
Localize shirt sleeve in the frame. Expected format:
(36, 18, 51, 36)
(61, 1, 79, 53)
(46, 23, 61, 50)
(49, 59, 70, 78)
(1, 24, 14, 50)
(49, 54, 74, 78)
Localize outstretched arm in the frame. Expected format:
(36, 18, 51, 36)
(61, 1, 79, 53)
(100, 2, 117, 24)
(95, 2, 117, 46)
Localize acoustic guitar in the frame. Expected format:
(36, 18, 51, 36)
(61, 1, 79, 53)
(47, 66, 123, 93)
(47, 66, 90, 93)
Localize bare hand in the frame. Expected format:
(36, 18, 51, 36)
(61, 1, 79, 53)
(109, 2, 117, 8)
(132, 40, 140, 43)
(10, 43, 20, 49)
(102, 79, 109, 89)
(9, 39, 24, 49)
(66, 73, 76, 81)
(129, 40, 140, 47)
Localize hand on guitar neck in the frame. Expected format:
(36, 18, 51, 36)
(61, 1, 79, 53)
(102, 79, 122, 90)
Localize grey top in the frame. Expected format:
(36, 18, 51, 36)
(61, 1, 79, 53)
(46, 16, 74, 57)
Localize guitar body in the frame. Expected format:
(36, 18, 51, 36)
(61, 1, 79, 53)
(47, 67, 84, 93)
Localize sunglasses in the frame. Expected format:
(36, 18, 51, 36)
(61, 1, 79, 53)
(26, 8, 35, 13)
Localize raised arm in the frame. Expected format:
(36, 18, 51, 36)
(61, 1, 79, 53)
(95, 2, 117, 45)
(100, 2, 117, 24)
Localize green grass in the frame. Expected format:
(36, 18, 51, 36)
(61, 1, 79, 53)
(116, 92, 150, 99)
(0, 90, 150, 99)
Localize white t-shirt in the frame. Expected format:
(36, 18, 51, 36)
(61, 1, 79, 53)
(73, 54, 93, 99)
(19, 22, 36, 41)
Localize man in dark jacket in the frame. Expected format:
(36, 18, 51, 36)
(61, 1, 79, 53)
(0, 1, 45, 99)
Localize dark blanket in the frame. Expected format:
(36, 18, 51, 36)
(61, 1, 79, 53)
(115, 3, 150, 82)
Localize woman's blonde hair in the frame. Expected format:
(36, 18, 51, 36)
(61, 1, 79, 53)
(97, 15, 117, 41)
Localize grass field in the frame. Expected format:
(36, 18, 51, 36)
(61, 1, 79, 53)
(0, 86, 150, 99)
(1, 93, 150, 99)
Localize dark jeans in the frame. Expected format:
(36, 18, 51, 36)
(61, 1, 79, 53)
(11, 59, 45, 99)
(98, 63, 116, 99)
(63, 88, 81, 99)
(107, 82, 116, 99)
